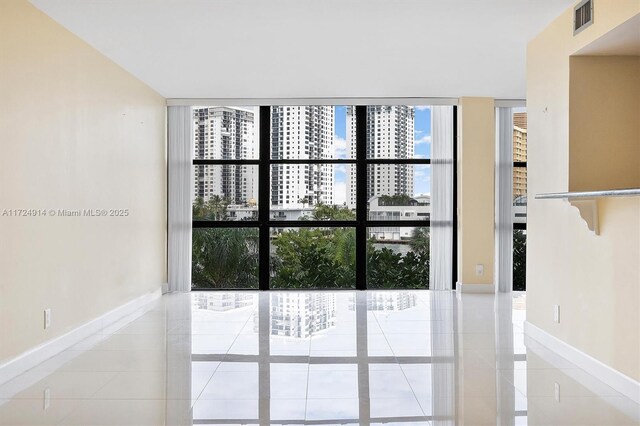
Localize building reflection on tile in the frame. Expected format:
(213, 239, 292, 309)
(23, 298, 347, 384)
(0, 290, 638, 426)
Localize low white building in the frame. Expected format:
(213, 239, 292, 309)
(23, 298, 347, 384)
(368, 195, 430, 240)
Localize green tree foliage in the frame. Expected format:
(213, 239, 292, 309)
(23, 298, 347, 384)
(192, 201, 431, 289)
(378, 194, 416, 206)
(409, 227, 430, 255)
(193, 195, 230, 220)
(298, 196, 310, 207)
(192, 228, 259, 288)
(309, 203, 356, 221)
(513, 230, 527, 291)
(367, 227, 430, 289)
(271, 228, 356, 288)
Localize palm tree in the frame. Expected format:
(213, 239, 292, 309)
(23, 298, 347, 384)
(192, 228, 259, 288)
(409, 227, 430, 256)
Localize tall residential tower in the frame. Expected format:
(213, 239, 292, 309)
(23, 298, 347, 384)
(513, 112, 527, 198)
(270, 106, 334, 208)
(346, 106, 415, 209)
(193, 107, 258, 205)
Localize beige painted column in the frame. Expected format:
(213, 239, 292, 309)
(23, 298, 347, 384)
(457, 98, 496, 292)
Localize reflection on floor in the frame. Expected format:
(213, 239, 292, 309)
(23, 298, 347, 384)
(0, 291, 638, 425)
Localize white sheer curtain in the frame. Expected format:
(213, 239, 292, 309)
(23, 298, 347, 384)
(495, 294, 516, 425)
(168, 106, 193, 292)
(164, 298, 192, 425)
(495, 107, 513, 293)
(429, 106, 454, 290)
(430, 291, 456, 425)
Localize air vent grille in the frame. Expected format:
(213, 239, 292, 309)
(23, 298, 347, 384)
(574, 0, 593, 35)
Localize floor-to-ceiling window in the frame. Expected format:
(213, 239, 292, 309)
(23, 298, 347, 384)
(192, 106, 261, 289)
(512, 109, 527, 291)
(191, 104, 456, 290)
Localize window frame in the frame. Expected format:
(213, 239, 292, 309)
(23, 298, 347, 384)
(192, 105, 458, 290)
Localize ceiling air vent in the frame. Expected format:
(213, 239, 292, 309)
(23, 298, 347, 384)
(574, 0, 594, 35)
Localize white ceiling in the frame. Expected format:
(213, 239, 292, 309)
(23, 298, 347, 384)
(30, 0, 574, 99)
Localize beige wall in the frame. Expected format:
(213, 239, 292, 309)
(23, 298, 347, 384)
(0, 0, 167, 364)
(569, 55, 640, 191)
(457, 97, 495, 288)
(527, 1, 640, 381)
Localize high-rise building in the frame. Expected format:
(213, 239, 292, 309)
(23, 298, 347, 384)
(513, 112, 527, 198)
(193, 293, 255, 312)
(193, 107, 258, 205)
(271, 106, 334, 207)
(346, 106, 415, 209)
(269, 293, 336, 338)
(348, 292, 417, 312)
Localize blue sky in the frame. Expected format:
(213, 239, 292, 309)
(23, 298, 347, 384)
(333, 106, 432, 205)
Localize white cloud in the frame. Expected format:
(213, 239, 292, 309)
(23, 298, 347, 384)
(415, 154, 427, 159)
(334, 135, 348, 158)
(415, 135, 431, 145)
(415, 106, 431, 111)
(334, 164, 347, 175)
(333, 181, 347, 206)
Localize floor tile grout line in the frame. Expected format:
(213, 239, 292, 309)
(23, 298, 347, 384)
(193, 303, 258, 404)
(375, 299, 433, 418)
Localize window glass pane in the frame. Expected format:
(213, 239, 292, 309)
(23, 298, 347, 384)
(365, 105, 431, 159)
(193, 165, 258, 221)
(270, 164, 355, 219)
(270, 227, 356, 289)
(193, 106, 259, 160)
(513, 166, 527, 224)
(192, 228, 259, 289)
(513, 110, 527, 163)
(367, 164, 430, 220)
(513, 229, 527, 291)
(271, 106, 353, 159)
(512, 109, 527, 292)
(367, 227, 430, 289)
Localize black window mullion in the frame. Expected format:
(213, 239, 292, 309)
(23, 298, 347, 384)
(193, 220, 260, 228)
(270, 159, 356, 165)
(193, 159, 260, 166)
(362, 220, 433, 228)
(355, 106, 368, 290)
(452, 106, 458, 289)
(268, 220, 357, 228)
(259, 106, 271, 291)
(365, 158, 432, 165)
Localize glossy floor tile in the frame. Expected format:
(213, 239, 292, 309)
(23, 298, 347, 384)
(0, 291, 638, 425)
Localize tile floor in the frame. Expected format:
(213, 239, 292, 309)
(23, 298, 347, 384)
(0, 291, 638, 425)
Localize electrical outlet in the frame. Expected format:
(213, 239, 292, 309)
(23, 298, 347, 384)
(553, 305, 560, 323)
(475, 264, 484, 277)
(43, 388, 50, 410)
(44, 309, 51, 329)
(554, 382, 560, 402)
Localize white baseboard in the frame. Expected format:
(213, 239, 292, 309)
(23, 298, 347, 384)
(524, 321, 640, 404)
(458, 282, 496, 293)
(0, 287, 162, 386)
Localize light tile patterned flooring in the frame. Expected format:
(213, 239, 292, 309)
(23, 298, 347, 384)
(0, 291, 638, 425)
